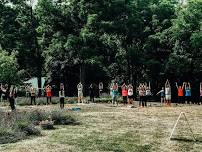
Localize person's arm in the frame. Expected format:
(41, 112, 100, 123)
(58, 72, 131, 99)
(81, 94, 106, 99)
(200, 83, 202, 90)
(188, 82, 191, 89)
(165, 80, 168, 88)
(165, 79, 169, 87)
(121, 84, 124, 89)
(175, 82, 178, 89)
(144, 83, 147, 88)
(156, 90, 161, 95)
(149, 82, 151, 89)
(182, 82, 186, 90)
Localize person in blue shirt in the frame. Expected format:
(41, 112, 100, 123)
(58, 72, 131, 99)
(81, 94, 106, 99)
(112, 83, 119, 106)
(185, 82, 191, 104)
(156, 87, 165, 106)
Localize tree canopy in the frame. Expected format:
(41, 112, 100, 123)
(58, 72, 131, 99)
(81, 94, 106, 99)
(0, 0, 201, 96)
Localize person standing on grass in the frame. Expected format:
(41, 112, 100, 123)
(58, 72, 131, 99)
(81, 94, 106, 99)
(138, 83, 145, 107)
(121, 83, 128, 105)
(145, 82, 151, 107)
(25, 85, 30, 98)
(176, 82, 185, 104)
(156, 87, 165, 105)
(99, 82, 103, 97)
(9, 85, 17, 111)
(128, 84, 133, 104)
(165, 80, 171, 106)
(1, 84, 8, 104)
(89, 84, 95, 103)
(185, 82, 191, 104)
(30, 85, 36, 105)
(77, 82, 83, 103)
(112, 82, 118, 106)
(59, 83, 65, 109)
(200, 83, 202, 105)
(46, 85, 52, 104)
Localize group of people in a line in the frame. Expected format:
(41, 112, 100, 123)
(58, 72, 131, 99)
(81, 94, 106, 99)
(157, 81, 202, 105)
(1, 80, 202, 111)
(110, 80, 202, 107)
(110, 82, 152, 107)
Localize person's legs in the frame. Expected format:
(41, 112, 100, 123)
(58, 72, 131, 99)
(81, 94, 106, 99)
(178, 96, 180, 104)
(116, 96, 118, 106)
(144, 96, 147, 107)
(182, 96, 184, 104)
(60, 97, 64, 109)
(139, 97, 142, 107)
(112, 96, 115, 105)
(62, 97, 65, 108)
(90, 96, 94, 103)
(47, 97, 49, 104)
(141, 96, 144, 107)
(124, 96, 127, 105)
(50, 97, 52, 104)
(128, 97, 131, 104)
(31, 96, 33, 105)
(34, 97, 36, 105)
(60, 98, 62, 108)
(161, 97, 163, 105)
(180, 96, 183, 104)
(185, 96, 188, 104)
(10, 98, 15, 111)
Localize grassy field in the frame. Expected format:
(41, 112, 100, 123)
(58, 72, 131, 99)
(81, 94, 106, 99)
(0, 103, 202, 152)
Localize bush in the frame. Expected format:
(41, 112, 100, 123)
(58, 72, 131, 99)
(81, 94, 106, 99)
(40, 120, 54, 130)
(15, 120, 41, 136)
(0, 108, 79, 144)
(28, 110, 49, 125)
(0, 128, 24, 144)
(50, 110, 77, 125)
(0, 111, 42, 144)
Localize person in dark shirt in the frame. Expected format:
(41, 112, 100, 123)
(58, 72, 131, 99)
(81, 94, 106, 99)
(89, 84, 95, 103)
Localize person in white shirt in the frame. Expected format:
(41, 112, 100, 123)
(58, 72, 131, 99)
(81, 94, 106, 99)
(128, 84, 133, 104)
(59, 83, 65, 109)
(165, 79, 171, 106)
(77, 82, 83, 103)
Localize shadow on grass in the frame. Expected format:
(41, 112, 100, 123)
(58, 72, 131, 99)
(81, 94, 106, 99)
(170, 137, 202, 143)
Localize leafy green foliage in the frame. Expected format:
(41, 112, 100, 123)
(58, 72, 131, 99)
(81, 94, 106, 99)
(0, 0, 201, 96)
(0, 50, 24, 84)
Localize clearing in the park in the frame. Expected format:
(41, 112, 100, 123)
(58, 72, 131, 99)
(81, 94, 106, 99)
(0, 103, 202, 152)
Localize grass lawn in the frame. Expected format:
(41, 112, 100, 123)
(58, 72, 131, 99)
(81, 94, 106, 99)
(0, 103, 202, 152)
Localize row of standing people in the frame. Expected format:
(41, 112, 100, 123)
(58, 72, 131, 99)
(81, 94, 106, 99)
(157, 80, 202, 105)
(110, 82, 152, 107)
(25, 82, 94, 109)
(110, 80, 202, 107)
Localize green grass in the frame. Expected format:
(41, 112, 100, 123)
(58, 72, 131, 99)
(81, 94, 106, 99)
(0, 103, 202, 152)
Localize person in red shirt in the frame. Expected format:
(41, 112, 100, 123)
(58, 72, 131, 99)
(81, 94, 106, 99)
(121, 83, 128, 105)
(46, 85, 52, 104)
(176, 82, 185, 104)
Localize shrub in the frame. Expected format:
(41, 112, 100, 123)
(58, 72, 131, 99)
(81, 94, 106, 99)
(39, 120, 54, 130)
(0, 128, 24, 144)
(50, 110, 77, 125)
(28, 110, 49, 125)
(15, 120, 41, 136)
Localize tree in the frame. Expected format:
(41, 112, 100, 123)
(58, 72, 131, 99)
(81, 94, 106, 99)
(0, 50, 24, 85)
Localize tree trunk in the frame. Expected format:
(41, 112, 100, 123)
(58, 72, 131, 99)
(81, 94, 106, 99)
(80, 63, 86, 96)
